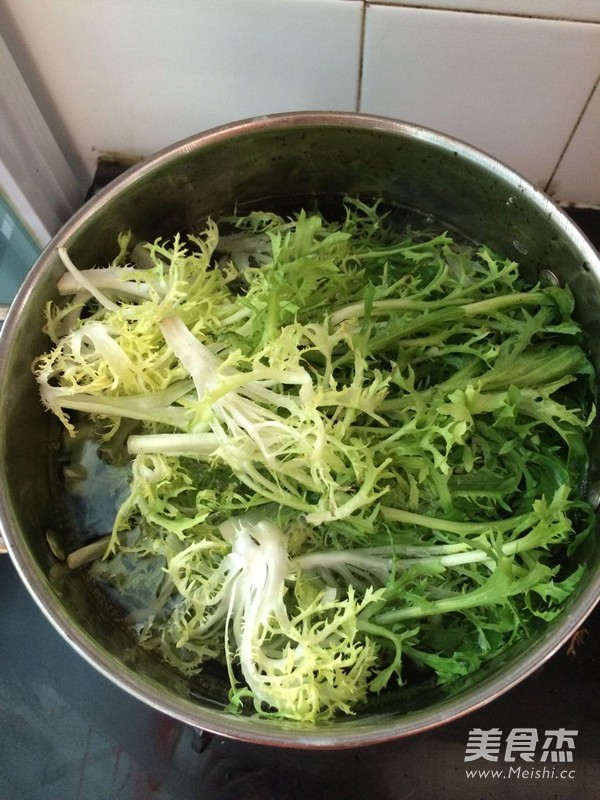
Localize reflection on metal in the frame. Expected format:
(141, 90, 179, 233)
(0, 303, 8, 553)
(539, 268, 560, 286)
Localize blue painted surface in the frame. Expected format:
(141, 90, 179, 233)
(0, 196, 40, 304)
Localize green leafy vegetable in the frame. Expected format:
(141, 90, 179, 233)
(34, 198, 597, 723)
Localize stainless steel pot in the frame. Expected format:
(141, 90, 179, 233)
(1, 111, 599, 748)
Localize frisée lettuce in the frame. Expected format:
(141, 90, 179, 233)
(34, 198, 597, 722)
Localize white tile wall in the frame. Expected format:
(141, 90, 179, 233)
(0, 0, 599, 210)
(360, 7, 600, 199)
(0, 0, 364, 182)
(550, 78, 600, 207)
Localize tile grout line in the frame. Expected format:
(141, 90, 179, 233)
(544, 70, 600, 195)
(355, 1, 368, 112)
(362, 3, 600, 25)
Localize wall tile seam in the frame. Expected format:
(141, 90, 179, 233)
(355, 2, 367, 111)
(544, 71, 600, 197)
(362, 3, 600, 25)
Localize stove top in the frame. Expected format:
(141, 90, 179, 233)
(1, 198, 599, 800)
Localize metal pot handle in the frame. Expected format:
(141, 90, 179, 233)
(0, 302, 10, 554)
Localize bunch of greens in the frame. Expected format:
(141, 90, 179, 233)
(34, 198, 596, 723)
